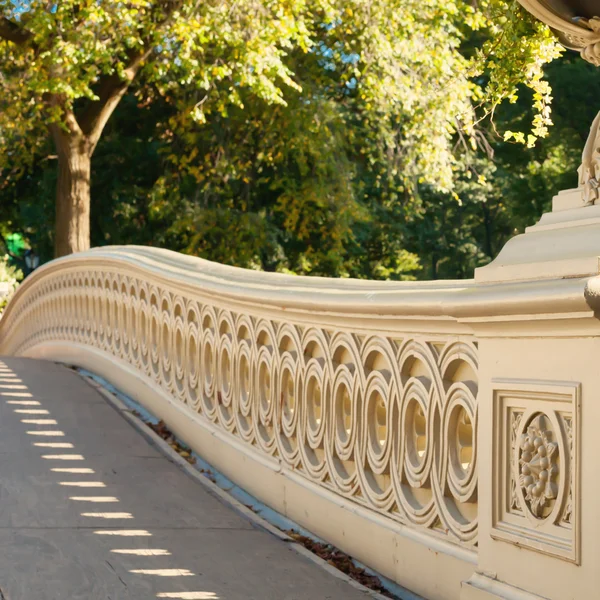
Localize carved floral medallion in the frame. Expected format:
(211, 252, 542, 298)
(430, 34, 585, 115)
(493, 381, 580, 563)
(518, 413, 559, 518)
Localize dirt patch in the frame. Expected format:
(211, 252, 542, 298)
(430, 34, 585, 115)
(286, 530, 391, 596)
(137, 416, 197, 465)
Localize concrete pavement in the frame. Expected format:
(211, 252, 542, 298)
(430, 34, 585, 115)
(0, 357, 376, 600)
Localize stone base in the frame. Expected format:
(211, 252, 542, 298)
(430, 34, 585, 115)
(461, 575, 549, 600)
(475, 188, 600, 283)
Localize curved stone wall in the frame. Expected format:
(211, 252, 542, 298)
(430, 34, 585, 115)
(3, 245, 592, 600)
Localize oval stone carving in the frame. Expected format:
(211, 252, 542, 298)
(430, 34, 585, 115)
(518, 413, 559, 519)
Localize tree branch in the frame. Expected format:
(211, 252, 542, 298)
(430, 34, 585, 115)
(44, 90, 84, 146)
(78, 0, 185, 153)
(0, 17, 34, 46)
(79, 47, 153, 153)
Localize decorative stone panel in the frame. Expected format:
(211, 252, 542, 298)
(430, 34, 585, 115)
(492, 379, 580, 563)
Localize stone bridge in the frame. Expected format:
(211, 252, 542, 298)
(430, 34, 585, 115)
(0, 200, 598, 600)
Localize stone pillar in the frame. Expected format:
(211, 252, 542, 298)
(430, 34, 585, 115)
(461, 115, 600, 597)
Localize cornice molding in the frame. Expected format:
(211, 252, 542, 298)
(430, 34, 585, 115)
(517, 0, 600, 63)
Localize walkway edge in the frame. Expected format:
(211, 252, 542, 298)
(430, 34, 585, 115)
(84, 374, 396, 600)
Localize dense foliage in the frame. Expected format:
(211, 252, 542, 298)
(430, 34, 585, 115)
(0, 254, 22, 313)
(0, 0, 594, 279)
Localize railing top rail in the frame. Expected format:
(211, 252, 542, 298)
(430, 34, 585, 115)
(1, 246, 595, 328)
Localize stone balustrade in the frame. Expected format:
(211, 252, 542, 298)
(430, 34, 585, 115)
(0, 243, 598, 600)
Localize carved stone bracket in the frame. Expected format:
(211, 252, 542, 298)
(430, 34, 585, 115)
(517, 2, 600, 64)
(579, 17, 600, 65)
(579, 111, 600, 205)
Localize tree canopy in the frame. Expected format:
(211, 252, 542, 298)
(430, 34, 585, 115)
(0, 0, 590, 280)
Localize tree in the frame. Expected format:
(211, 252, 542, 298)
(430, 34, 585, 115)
(0, 0, 337, 255)
(0, 0, 562, 257)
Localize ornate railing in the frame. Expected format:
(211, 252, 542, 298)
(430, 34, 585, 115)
(0, 244, 595, 600)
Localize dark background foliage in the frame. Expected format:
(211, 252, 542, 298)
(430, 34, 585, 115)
(2, 51, 598, 281)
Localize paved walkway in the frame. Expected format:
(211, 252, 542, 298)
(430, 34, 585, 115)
(0, 357, 372, 600)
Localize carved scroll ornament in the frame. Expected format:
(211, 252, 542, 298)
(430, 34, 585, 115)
(516, 2, 600, 64)
(579, 111, 600, 205)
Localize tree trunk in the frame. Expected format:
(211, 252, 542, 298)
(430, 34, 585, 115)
(54, 140, 92, 257)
